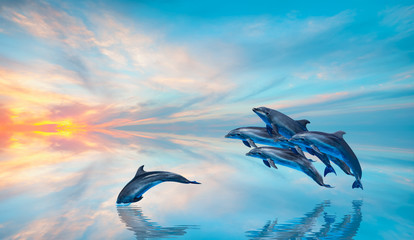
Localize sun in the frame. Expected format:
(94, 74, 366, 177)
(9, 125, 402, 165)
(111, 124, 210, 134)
(32, 120, 89, 137)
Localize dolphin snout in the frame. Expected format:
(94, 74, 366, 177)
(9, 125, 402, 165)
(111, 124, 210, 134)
(224, 133, 234, 138)
(289, 136, 298, 141)
(245, 152, 252, 156)
(252, 107, 261, 113)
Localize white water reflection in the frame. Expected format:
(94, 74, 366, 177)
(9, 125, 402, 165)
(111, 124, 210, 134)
(117, 206, 198, 239)
(0, 127, 412, 239)
(246, 200, 362, 240)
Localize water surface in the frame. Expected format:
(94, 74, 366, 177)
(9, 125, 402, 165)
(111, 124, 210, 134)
(0, 126, 413, 239)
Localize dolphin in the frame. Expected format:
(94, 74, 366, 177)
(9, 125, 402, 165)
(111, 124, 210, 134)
(246, 147, 333, 188)
(225, 127, 339, 176)
(117, 165, 200, 204)
(225, 127, 315, 165)
(252, 107, 310, 138)
(251, 107, 337, 176)
(289, 131, 363, 189)
(225, 127, 291, 149)
(327, 155, 354, 176)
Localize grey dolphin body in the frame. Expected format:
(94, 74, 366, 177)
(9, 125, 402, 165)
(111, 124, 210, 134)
(117, 165, 200, 204)
(252, 107, 309, 138)
(246, 147, 333, 188)
(290, 131, 363, 189)
(227, 124, 338, 176)
(251, 107, 337, 176)
(225, 127, 291, 149)
(225, 127, 305, 168)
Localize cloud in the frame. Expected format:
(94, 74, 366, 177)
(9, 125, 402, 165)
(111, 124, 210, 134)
(1, 1, 95, 48)
(380, 5, 414, 34)
(0, 0, 239, 114)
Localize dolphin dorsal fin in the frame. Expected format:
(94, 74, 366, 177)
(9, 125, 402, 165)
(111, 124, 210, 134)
(333, 131, 346, 138)
(135, 165, 146, 177)
(296, 119, 310, 129)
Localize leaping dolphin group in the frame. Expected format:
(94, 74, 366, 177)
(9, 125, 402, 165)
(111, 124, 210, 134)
(226, 106, 363, 189)
(116, 106, 362, 206)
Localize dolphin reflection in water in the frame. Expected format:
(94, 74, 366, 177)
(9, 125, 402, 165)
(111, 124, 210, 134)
(117, 206, 198, 240)
(246, 200, 363, 240)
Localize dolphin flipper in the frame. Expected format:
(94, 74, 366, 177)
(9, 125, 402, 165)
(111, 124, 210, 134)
(324, 166, 337, 177)
(328, 156, 354, 176)
(242, 140, 251, 148)
(311, 144, 322, 155)
(290, 147, 299, 155)
(247, 139, 258, 148)
(268, 159, 278, 169)
(295, 146, 306, 157)
(263, 160, 271, 168)
(352, 179, 363, 190)
(307, 148, 316, 156)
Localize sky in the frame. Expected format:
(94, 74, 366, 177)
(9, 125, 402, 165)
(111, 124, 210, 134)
(0, 0, 413, 143)
(0, 1, 413, 239)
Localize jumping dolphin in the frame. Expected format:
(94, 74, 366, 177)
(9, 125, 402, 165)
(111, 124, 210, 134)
(117, 165, 200, 204)
(225, 127, 291, 149)
(307, 147, 353, 176)
(252, 107, 310, 138)
(327, 155, 354, 176)
(225, 127, 339, 176)
(290, 131, 363, 189)
(245, 147, 333, 188)
(251, 107, 337, 176)
(225, 127, 314, 163)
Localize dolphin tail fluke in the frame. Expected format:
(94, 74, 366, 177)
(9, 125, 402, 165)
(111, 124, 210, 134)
(352, 179, 363, 190)
(189, 181, 201, 184)
(324, 166, 337, 177)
